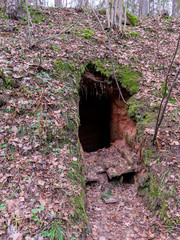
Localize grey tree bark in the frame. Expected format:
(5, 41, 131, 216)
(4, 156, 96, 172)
(172, 0, 180, 17)
(55, 0, 62, 7)
(6, 0, 25, 19)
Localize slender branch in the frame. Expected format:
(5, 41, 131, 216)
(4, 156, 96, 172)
(108, 0, 129, 106)
(25, 0, 31, 45)
(153, 34, 180, 144)
(157, 66, 180, 128)
(29, 21, 79, 49)
(90, 6, 105, 32)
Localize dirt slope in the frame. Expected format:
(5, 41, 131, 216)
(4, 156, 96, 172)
(0, 6, 179, 239)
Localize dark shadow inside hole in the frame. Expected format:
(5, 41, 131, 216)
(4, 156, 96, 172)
(108, 172, 136, 184)
(79, 90, 110, 153)
(121, 172, 136, 184)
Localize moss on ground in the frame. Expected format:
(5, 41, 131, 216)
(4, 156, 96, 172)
(128, 94, 178, 226)
(138, 170, 175, 222)
(127, 11, 140, 26)
(53, 57, 140, 236)
(0, 70, 18, 89)
(67, 161, 87, 229)
(92, 59, 140, 94)
(127, 96, 157, 141)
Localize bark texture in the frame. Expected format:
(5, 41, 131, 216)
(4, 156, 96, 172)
(6, 0, 25, 19)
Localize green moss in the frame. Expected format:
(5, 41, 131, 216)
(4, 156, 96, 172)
(127, 97, 147, 121)
(92, 59, 140, 94)
(125, 30, 140, 37)
(67, 161, 87, 228)
(72, 26, 94, 39)
(163, 15, 172, 20)
(99, 8, 106, 15)
(2, 13, 8, 19)
(0, 70, 18, 89)
(23, 7, 45, 23)
(138, 171, 172, 214)
(0, 6, 6, 12)
(146, 27, 153, 32)
(127, 11, 140, 26)
(127, 96, 157, 140)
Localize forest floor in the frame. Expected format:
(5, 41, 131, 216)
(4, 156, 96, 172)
(84, 143, 179, 240)
(0, 5, 180, 240)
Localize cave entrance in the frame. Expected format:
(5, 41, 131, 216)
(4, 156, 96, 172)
(79, 65, 136, 152)
(79, 87, 111, 152)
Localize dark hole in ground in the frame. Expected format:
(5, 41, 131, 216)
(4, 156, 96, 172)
(79, 64, 136, 152)
(86, 180, 98, 186)
(79, 91, 111, 152)
(108, 172, 136, 184)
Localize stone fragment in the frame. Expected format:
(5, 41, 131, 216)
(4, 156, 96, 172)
(102, 196, 119, 204)
(106, 166, 134, 179)
(121, 149, 133, 165)
(96, 166, 105, 173)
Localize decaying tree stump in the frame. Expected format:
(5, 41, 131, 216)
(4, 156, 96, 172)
(6, 0, 25, 19)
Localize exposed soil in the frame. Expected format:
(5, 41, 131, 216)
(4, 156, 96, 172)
(82, 144, 179, 240)
(0, 5, 179, 239)
(79, 72, 179, 239)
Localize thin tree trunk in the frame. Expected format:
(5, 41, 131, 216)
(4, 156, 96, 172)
(111, 0, 114, 26)
(148, 0, 150, 16)
(124, 0, 127, 29)
(25, 0, 31, 45)
(158, 0, 161, 15)
(106, 0, 110, 28)
(119, 0, 122, 30)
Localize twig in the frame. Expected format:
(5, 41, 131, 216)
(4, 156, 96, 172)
(90, 5, 105, 32)
(25, 0, 31, 46)
(153, 66, 180, 143)
(108, 0, 129, 106)
(153, 34, 180, 144)
(89, 1, 128, 106)
(29, 21, 79, 49)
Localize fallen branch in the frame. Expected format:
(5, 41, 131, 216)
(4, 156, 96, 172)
(153, 34, 180, 144)
(29, 21, 79, 49)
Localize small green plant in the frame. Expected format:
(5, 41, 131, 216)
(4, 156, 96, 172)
(166, 227, 172, 233)
(31, 206, 44, 224)
(146, 27, 153, 32)
(101, 190, 113, 199)
(3, 225, 7, 230)
(2, 13, 8, 19)
(73, 26, 94, 39)
(81, 28, 94, 39)
(0, 6, 6, 12)
(41, 223, 64, 240)
(52, 45, 61, 51)
(61, 35, 68, 41)
(0, 204, 6, 211)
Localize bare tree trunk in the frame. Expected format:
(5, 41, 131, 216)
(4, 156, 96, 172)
(106, 0, 110, 28)
(55, 0, 62, 7)
(172, 0, 180, 17)
(111, 0, 114, 26)
(158, 0, 161, 15)
(85, 0, 89, 8)
(148, 0, 150, 16)
(24, 0, 31, 46)
(6, 0, 25, 19)
(138, 0, 143, 17)
(124, 0, 127, 29)
(119, 0, 123, 30)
